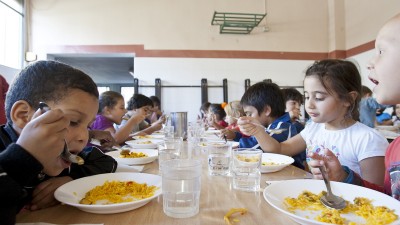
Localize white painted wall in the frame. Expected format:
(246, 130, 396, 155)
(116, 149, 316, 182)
(134, 57, 313, 121)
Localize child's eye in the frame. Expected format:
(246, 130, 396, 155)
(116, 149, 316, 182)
(315, 97, 324, 101)
(70, 121, 79, 127)
(304, 96, 310, 100)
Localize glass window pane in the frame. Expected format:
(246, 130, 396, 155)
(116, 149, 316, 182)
(97, 86, 110, 95)
(0, 1, 23, 68)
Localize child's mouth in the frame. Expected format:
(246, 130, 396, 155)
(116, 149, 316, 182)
(369, 77, 379, 85)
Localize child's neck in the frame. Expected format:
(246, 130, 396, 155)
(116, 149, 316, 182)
(324, 117, 356, 130)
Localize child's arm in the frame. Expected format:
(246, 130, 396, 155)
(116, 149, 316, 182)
(113, 111, 146, 145)
(308, 149, 387, 193)
(237, 116, 306, 156)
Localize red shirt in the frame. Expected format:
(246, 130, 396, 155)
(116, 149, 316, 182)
(0, 76, 9, 125)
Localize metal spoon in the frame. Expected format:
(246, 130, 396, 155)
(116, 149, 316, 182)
(38, 102, 84, 165)
(318, 166, 346, 210)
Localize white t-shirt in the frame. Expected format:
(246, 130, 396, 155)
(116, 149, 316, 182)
(300, 121, 388, 176)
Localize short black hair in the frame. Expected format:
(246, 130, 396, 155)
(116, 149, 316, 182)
(5, 60, 99, 123)
(98, 91, 124, 113)
(126, 94, 153, 110)
(209, 103, 226, 119)
(149, 96, 161, 107)
(240, 82, 285, 117)
(281, 88, 303, 105)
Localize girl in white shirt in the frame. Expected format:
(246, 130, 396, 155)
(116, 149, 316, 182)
(238, 59, 388, 185)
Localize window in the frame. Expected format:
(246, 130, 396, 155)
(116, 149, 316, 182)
(0, 0, 24, 68)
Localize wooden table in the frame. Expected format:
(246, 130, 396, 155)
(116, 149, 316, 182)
(17, 144, 311, 225)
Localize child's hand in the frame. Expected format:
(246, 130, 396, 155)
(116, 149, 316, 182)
(308, 148, 348, 182)
(220, 129, 236, 140)
(237, 116, 264, 136)
(130, 113, 146, 124)
(29, 176, 73, 210)
(289, 108, 301, 121)
(16, 108, 69, 176)
(89, 130, 116, 149)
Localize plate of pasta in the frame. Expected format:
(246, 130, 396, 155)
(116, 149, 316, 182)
(125, 139, 162, 149)
(54, 173, 162, 214)
(263, 179, 400, 225)
(106, 149, 158, 165)
(261, 153, 294, 173)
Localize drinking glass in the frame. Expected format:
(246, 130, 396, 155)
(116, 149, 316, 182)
(162, 159, 202, 218)
(158, 137, 183, 173)
(231, 148, 262, 192)
(164, 125, 175, 138)
(207, 142, 231, 176)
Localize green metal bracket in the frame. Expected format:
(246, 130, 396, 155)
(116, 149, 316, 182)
(211, 11, 266, 34)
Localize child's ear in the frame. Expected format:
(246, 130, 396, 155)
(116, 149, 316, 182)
(10, 100, 35, 129)
(262, 106, 272, 117)
(345, 91, 359, 107)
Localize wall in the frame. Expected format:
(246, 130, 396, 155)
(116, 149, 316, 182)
(24, 0, 400, 121)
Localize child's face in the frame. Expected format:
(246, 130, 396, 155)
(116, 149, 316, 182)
(304, 76, 350, 127)
(46, 89, 98, 174)
(243, 105, 268, 126)
(395, 105, 400, 118)
(108, 98, 127, 125)
(368, 15, 400, 105)
(285, 100, 301, 112)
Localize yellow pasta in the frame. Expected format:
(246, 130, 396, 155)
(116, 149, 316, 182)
(80, 180, 158, 205)
(284, 191, 398, 225)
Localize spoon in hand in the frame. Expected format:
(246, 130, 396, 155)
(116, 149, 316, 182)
(318, 166, 346, 210)
(38, 102, 84, 165)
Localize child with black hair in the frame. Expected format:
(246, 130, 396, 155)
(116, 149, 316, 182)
(207, 103, 228, 130)
(118, 94, 164, 137)
(237, 82, 305, 169)
(0, 61, 117, 225)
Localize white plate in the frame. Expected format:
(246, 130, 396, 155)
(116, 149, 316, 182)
(54, 173, 162, 214)
(263, 179, 400, 225)
(106, 149, 158, 165)
(131, 134, 165, 139)
(375, 125, 399, 132)
(115, 164, 144, 173)
(261, 153, 294, 173)
(198, 140, 239, 149)
(125, 139, 162, 149)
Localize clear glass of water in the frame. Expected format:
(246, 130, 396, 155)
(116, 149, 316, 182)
(207, 142, 231, 176)
(232, 148, 262, 192)
(158, 137, 183, 173)
(164, 125, 175, 138)
(162, 159, 202, 218)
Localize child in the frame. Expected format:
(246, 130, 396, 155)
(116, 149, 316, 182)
(392, 104, 400, 127)
(236, 82, 306, 169)
(118, 93, 164, 137)
(281, 88, 307, 170)
(146, 95, 163, 124)
(207, 103, 228, 129)
(238, 59, 388, 185)
(90, 91, 145, 145)
(281, 88, 305, 133)
(0, 61, 117, 224)
(309, 14, 400, 199)
(220, 100, 245, 140)
(359, 85, 390, 128)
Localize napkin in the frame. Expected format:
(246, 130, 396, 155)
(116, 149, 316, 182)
(115, 164, 144, 173)
(17, 223, 103, 225)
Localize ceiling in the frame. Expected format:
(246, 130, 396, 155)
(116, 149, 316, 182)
(48, 53, 135, 84)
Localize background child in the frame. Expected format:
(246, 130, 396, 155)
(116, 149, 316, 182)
(238, 59, 388, 185)
(392, 104, 400, 127)
(281, 88, 305, 133)
(90, 91, 145, 145)
(146, 95, 163, 124)
(207, 103, 228, 129)
(237, 82, 306, 169)
(359, 85, 391, 128)
(118, 93, 164, 137)
(309, 14, 400, 199)
(220, 100, 245, 140)
(0, 61, 117, 224)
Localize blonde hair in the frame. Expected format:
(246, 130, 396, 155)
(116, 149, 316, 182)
(224, 101, 245, 118)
